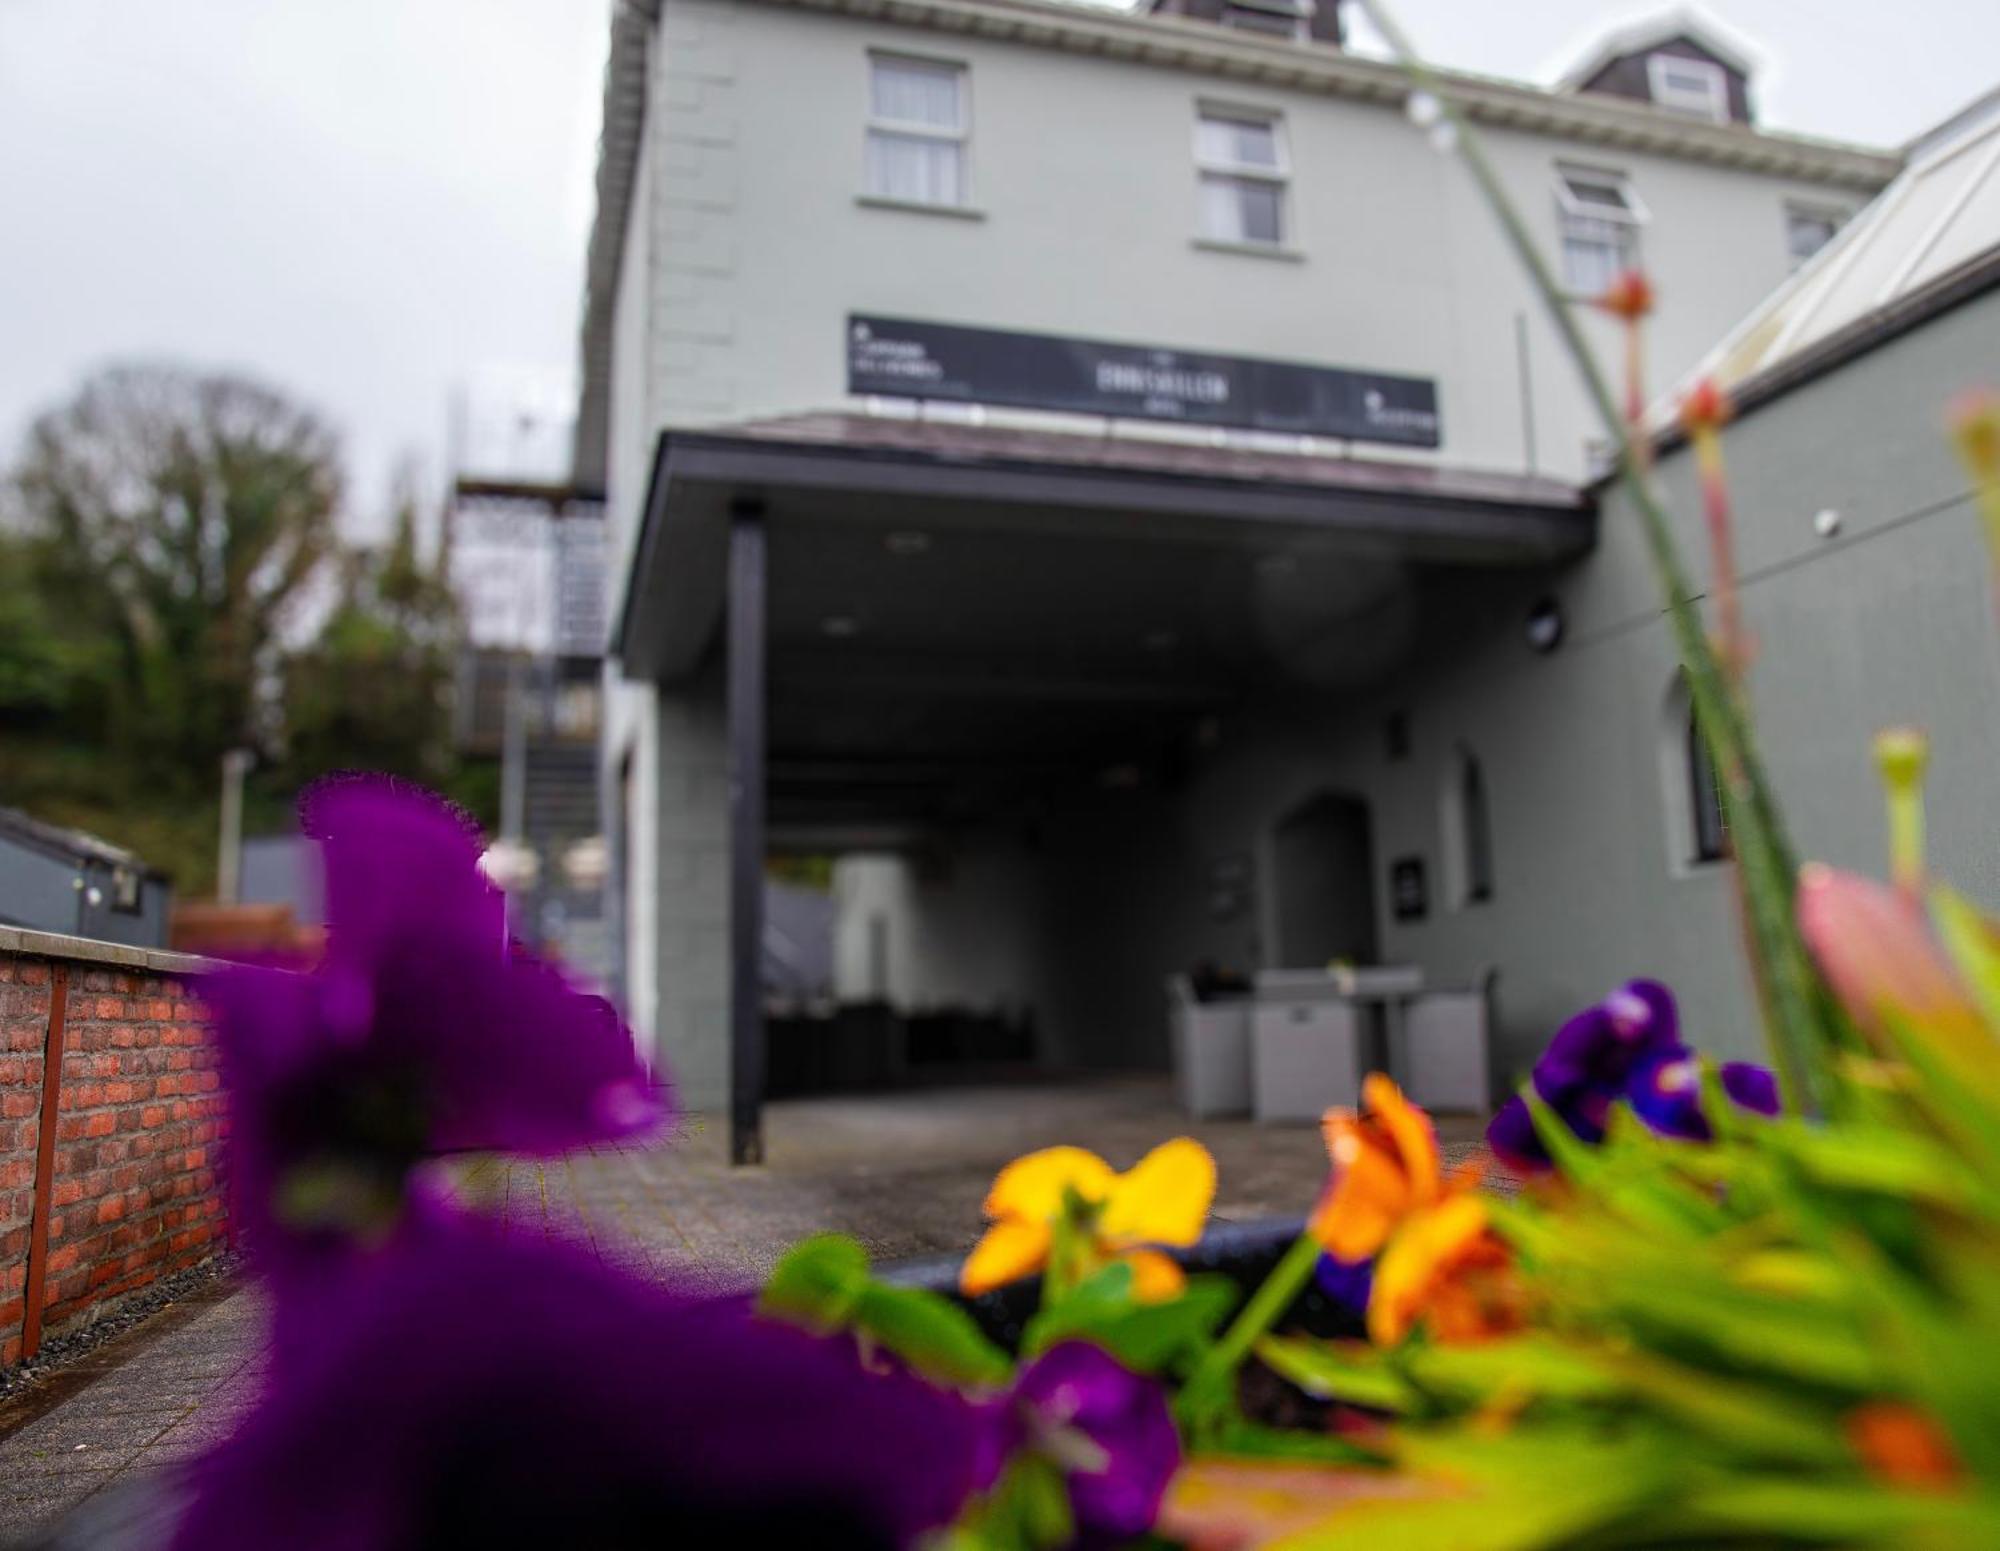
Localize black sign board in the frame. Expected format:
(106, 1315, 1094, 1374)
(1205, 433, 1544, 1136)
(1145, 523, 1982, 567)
(846, 315, 1441, 448)
(1390, 856, 1429, 922)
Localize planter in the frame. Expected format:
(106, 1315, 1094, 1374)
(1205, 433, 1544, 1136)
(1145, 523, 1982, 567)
(21, 1218, 1350, 1550)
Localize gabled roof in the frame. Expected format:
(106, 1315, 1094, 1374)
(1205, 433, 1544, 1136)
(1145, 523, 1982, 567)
(1554, 6, 1759, 94)
(1666, 86, 2000, 419)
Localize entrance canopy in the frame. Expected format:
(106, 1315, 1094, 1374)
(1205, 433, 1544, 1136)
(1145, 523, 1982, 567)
(617, 413, 1591, 849)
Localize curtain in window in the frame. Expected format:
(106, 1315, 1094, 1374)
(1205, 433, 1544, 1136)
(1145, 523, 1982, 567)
(1200, 174, 1283, 245)
(1197, 116, 1279, 169)
(1561, 216, 1633, 294)
(865, 132, 963, 205)
(870, 61, 961, 128)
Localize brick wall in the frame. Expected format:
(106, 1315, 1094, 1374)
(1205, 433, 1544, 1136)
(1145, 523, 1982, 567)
(1, 930, 225, 1371)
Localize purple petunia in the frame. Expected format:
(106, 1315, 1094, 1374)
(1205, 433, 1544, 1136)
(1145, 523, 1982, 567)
(1488, 980, 1779, 1172)
(1314, 1252, 1375, 1316)
(992, 1342, 1181, 1545)
(168, 1216, 986, 1551)
(201, 778, 666, 1275)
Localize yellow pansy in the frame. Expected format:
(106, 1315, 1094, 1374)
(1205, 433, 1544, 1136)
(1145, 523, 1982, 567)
(960, 1138, 1216, 1300)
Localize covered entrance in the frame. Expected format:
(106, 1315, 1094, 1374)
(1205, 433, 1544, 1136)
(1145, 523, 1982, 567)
(614, 413, 1590, 1162)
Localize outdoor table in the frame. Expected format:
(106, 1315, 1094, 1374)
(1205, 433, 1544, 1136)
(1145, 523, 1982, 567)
(1248, 966, 1425, 1122)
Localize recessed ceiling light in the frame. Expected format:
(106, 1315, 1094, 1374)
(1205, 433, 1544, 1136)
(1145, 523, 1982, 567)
(1256, 553, 1298, 577)
(885, 530, 931, 556)
(1142, 629, 1178, 652)
(821, 614, 861, 639)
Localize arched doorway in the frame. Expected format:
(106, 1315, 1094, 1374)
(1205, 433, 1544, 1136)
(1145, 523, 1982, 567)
(1270, 791, 1379, 969)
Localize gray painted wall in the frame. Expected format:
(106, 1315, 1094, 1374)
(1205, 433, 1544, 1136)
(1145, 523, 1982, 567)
(1019, 287, 2000, 1080)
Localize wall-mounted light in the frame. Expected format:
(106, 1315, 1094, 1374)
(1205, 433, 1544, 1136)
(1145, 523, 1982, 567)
(1813, 508, 1842, 538)
(1525, 597, 1565, 654)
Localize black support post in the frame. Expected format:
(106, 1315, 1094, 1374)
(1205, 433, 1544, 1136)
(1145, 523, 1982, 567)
(727, 502, 768, 1166)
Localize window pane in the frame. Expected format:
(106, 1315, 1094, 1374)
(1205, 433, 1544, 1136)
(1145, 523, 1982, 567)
(1564, 175, 1631, 212)
(1787, 209, 1838, 263)
(1463, 757, 1494, 903)
(1198, 114, 1279, 170)
(1562, 232, 1619, 294)
(870, 58, 962, 129)
(1688, 715, 1728, 863)
(865, 131, 964, 205)
(1200, 173, 1283, 244)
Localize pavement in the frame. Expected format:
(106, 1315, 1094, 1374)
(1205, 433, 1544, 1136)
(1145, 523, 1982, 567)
(0, 1076, 1487, 1543)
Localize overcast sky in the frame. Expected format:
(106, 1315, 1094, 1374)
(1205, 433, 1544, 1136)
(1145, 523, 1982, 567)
(3, 1, 1994, 539)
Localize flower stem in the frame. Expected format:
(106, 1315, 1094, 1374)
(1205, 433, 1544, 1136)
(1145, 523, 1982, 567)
(1355, 0, 1857, 1115)
(1183, 1232, 1322, 1415)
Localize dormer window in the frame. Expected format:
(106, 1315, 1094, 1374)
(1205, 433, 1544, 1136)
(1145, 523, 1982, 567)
(1220, 0, 1313, 42)
(1647, 54, 1729, 122)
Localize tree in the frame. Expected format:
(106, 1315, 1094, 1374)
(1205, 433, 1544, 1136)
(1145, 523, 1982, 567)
(6, 364, 341, 788)
(278, 478, 461, 789)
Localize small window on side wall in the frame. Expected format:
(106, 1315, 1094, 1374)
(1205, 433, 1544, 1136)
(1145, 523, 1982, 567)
(1439, 744, 1495, 909)
(1687, 708, 1729, 864)
(1662, 674, 1729, 872)
(1785, 203, 1844, 269)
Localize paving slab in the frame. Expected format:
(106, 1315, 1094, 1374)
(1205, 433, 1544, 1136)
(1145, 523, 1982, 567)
(0, 1077, 1486, 1544)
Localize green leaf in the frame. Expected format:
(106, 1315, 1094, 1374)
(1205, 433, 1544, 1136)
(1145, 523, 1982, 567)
(1024, 1264, 1236, 1374)
(1200, 1417, 1383, 1466)
(1255, 1335, 1416, 1413)
(1404, 1336, 1624, 1407)
(851, 1283, 1014, 1389)
(1674, 1476, 2000, 1543)
(1282, 1427, 1677, 1551)
(759, 1233, 869, 1329)
(760, 1234, 1011, 1388)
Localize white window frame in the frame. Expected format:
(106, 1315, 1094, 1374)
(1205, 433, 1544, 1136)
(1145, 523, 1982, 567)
(862, 53, 971, 210)
(1219, 0, 1314, 43)
(1783, 201, 1845, 269)
(1194, 104, 1292, 250)
(1554, 164, 1647, 295)
(1646, 53, 1729, 123)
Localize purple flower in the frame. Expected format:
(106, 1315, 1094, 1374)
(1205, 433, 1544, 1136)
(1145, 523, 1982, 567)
(994, 1342, 1180, 1544)
(203, 778, 665, 1269)
(1629, 1053, 1783, 1141)
(1488, 980, 1682, 1172)
(1314, 1253, 1374, 1316)
(1721, 1061, 1781, 1116)
(169, 1217, 986, 1551)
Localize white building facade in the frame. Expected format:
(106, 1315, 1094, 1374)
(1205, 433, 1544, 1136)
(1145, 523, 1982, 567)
(578, 0, 1903, 1145)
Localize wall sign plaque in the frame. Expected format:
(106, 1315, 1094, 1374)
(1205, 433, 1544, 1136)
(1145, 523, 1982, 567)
(846, 315, 1442, 448)
(1390, 856, 1429, 922)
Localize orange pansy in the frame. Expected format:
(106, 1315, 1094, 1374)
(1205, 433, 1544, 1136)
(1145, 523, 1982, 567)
(1309, 1074, 1443, 1262)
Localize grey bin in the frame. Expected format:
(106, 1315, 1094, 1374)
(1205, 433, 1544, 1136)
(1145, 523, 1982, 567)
(1398, 988, 1492, 1114)
(1167, 976, 1252, 1119)
(1250, 994, 1363, 1123)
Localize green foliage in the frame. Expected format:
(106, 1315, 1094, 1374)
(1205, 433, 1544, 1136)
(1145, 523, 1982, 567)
(760, 1235, 1013, 1389)
(277, 489, 460, 793)
(0, 367, 474, 888)
(1023, 1263, 1237, 1374)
